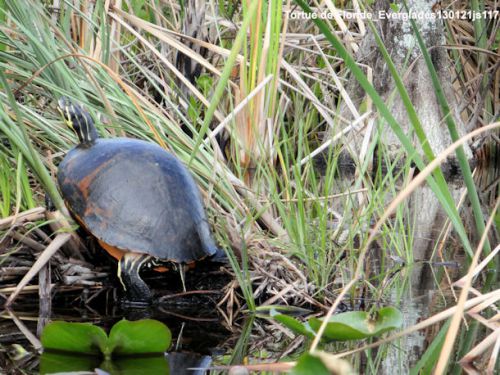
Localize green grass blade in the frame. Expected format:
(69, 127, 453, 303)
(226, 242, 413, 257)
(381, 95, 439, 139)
(410, 319, 451, 375)
(0, 69, 65, 212)
(189, 0, 260, 165)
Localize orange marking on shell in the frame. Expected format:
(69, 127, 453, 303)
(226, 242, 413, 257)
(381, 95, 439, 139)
(153, 266, 170, 273)
(76, 159, 113, 200)
(98, 239, 126, 261)
(83, 203, 113, 225)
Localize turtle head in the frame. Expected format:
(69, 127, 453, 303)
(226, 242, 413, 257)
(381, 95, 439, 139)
(58, 97, 98, 145)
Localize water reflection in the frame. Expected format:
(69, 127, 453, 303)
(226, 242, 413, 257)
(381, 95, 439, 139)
(167, 352, 212, 375)
(380, 262, 458, 374)
(39, 351, 212, 375)
(0, 301, 231, 374)
(1, 261, 468, 374)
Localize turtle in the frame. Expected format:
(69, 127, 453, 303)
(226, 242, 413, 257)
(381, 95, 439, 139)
(56, 97, 222, 304)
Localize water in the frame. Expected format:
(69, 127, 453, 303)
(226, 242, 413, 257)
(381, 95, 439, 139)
(1, 301, 231, 374)
(0, 258, 483, 374)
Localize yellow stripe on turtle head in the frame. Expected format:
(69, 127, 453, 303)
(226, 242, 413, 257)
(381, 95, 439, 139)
(56, 101, 74, 131)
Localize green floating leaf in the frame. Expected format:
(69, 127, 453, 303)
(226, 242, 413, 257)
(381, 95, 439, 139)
(309, 307, 403, 341)
(271, 307, 403, 342)
(270, 309, 316, 339)
(290, 353, 330, 375)
(41, 319, 172, 359)
(108, 319, 172, 357)
(41, 322, 107, 355)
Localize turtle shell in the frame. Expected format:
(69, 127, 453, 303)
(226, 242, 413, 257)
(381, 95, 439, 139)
(57, 138, 217, 263)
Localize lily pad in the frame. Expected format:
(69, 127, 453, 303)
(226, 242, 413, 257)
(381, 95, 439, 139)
(41, 322, 107, 355)
(108, 319, 172, 356)
(309, 306, 403, 341)
(271, 306, 403, 342)
(41, 319, 171, 359)
(270, 309, 316, 339)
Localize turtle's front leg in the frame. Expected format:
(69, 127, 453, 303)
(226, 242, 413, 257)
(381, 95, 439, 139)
(118, 252, 153, 305)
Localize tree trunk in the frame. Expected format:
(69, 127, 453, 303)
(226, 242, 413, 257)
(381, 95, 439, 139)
(337, 0, 472, 261)
(332, 1, 473, 371)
